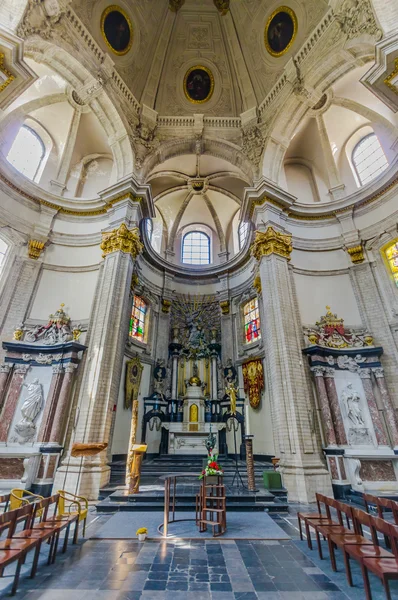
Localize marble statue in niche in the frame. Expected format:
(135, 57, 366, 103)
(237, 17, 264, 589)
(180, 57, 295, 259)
(14, 379, 43, 442)
(342, 383, 365, 427)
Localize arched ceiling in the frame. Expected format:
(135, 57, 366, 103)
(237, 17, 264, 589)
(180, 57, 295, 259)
(72, 0, 329, 116)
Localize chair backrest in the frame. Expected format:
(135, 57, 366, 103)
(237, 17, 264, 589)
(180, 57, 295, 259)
(390, 499, 398, 526)
(334, 499, 354, 530)
(0, 509, 19, 538)
(370, 514, 394, 546)
(388, 522, 398, 558)
(0, 494, 10, 513)
(352, 508, 379, 543)
(46, 494, 60, 519)
(375, 496, 393, 519)
(31, 497, 51, 526)
(324, 497, 344, 525)
(363, 493, 379, 514)
(316, 493, 333, 519)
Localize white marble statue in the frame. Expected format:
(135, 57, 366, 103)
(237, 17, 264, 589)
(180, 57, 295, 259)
(14, 379, 44, 442)
(342, 383, 365, 427)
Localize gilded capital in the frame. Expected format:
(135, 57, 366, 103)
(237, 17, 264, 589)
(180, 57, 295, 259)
(347, 245, 364, 264)
(251, 226, 292, 261)
(100, 223, 143, 259)
(28, 239, 45, 260)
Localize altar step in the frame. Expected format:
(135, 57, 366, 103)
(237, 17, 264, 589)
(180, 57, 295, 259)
(96, 488, 288, 513)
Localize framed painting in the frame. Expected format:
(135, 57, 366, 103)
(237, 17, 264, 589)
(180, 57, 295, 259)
(184, 65, 214, 104)
(264, 6, 297, 57)
(101, 5, 133, 56)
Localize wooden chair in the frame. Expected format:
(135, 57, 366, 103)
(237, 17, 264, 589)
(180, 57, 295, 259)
(297, 493, 332, 543)
(30, 494, 79, 555)
(362, 517, 398, 600)
(303, 494, 344, 551)
(8, 498, 58, 576)
(0, 508, 34, 596)
(364, 494, 398, 548)
(330, 508, 393, 586)
(312, 499, 355, 561)
(57, 490, 88, 538)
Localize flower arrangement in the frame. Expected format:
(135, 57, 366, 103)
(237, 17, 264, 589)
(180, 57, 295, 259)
(136, 527, 148, 541)
(199, 452, 224, 479)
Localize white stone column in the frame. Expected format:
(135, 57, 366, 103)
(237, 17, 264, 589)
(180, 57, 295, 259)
(315, 114, 345, 200)
(53, 202, 144, 499)
(50, 107, 81, 195)
(252, 226, 332, 502)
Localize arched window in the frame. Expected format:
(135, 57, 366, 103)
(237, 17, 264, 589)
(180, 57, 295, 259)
(238, 222, 249, 250)
(145, 218, 153, 242)
(129, 295, 148, 343)
(243, 298, 261, 344)
(182, 231, 210, 265)
(352, 133, 388, 186)
(0, 238, 8, 277)
(384, 240, 398, 288)
(6, 125, 45, 181)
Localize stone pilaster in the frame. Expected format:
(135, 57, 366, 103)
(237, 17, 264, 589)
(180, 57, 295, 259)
(373, 367, 398, 447)
(0, 364, 29, 442)
(38, 363, 64, 444)
(50, 107, 82, 195)
(0, 363, 12, 408)
(252, 227, 332, 502)
(311, 366, 337, 446)
(0, 255, 42, 361)
(349, 261, 398, 410)
(54, 218, 143, 499)
(359, 369, 388, 446)
(323, 368, 348, 445)
(49, 363, 77, 444)
(315, 114, 345, 200)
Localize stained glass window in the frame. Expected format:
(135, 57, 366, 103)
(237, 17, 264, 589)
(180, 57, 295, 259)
(182, 231, 210, 265)
(244, 298, 261, 344)
(129, 295, 148, 342)
(352, 133, 388, 186)
(7, 125, 45, 181)
(385, 240, 398, 288)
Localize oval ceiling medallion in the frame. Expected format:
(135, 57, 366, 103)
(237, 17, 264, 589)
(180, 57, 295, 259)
(184, 66, 215, 104)
(264, 6, 297, 57)
(101, 5, 133, 56)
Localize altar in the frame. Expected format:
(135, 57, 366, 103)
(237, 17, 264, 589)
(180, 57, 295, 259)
(167, 425, 220, 455)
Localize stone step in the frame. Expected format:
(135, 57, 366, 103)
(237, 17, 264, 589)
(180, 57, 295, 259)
(95, 500, 288, 513)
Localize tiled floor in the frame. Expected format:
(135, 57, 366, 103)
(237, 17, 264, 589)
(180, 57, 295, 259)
(0, 507, 397, 599)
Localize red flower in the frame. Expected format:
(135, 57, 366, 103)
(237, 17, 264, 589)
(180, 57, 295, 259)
(209, 461, 220, 469)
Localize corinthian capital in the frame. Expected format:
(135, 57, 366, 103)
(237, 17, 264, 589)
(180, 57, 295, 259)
(251, 226, 292, 261)
(100, 223, 143, 259)
(372, 367, 384, 379)
(311, 366, 325, 377)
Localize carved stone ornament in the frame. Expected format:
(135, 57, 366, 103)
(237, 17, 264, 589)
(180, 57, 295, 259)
(372, 367, 384, 379)
(342, 383, 365, 427)
(253, 275, 262, 294)
(169, 0, 185, 12)
(251, 227, 293, 262)
(347, 245, 364, 264)
(348, 428, 372, 446)
(129, 121, 158, 170)
(335, 0, 382, 41)
(304, 306, 374, 349)
(219, 300, 230, 315)
(14, 304, 82, 346)
(28, 240, 45, 260)
(336, 354, 366, 372)
(16, 0, 63, 40)
(213, 0, 230, 16)
(100, 223, 143, 259)
(241, 125, 265, 168)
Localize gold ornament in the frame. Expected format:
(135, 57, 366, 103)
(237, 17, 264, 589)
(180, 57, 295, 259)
(384, 58, 398, 95)
(213, 0, 230, 15)
(251, 226, 292, 261)
(72, 327, 82, 341)
(253, 275, 262, 294)
(169, 0, 185, 11)
(219, 300, 230, 315)
(125, 357, 144, 487)
(161, 299, 172, 313)
(28, 240, 45, 260)
(347, 245, 365, 264)
(0, 53, 15, 94)
(242, 359, 264, 409)
(130, 273, 139, 290)
(100, 223, 143, 259)
(13, 326, 24, 341)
